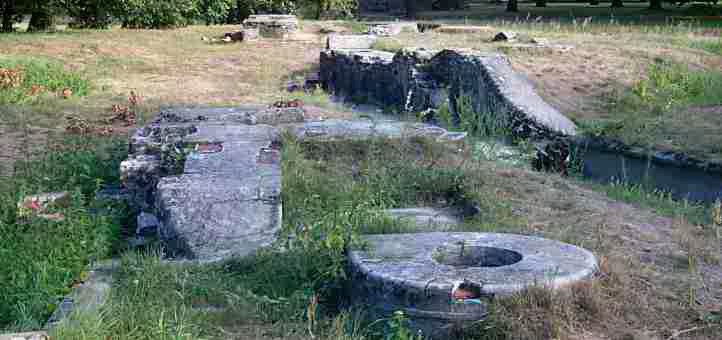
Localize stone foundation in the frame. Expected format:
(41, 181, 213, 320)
(242, 15, 299, 39)
(319, 48, 577, 140)
(120, 106, 466, 262)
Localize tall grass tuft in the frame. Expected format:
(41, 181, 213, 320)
(0, 136, 127, 331)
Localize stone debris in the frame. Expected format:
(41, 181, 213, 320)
(243, 15, 299, 39)
(326, 33, 378, 50)
(532, 139, 571, 176)
(434, 25, 494, 34)
(0, 332, 48, 340)
(17, 191, 71, 221)
(45, 260, 118, 330)
(136, 212, 160, 236)
(367, 22, 418, 36)
(492, 31, 518, 42)
(223, 31, 244, 42)
(383, 207, 463, 231)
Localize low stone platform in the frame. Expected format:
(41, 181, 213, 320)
(349, 232, 598, 339)
(121, 106, 465, 262)
(242, 15, 299, 39)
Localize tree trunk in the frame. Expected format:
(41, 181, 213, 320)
(536, 0, 547, 7)
(507, 0, 519, 12)
(28, 8, 54, 32)
(649, 0, 663, 10)
(1, 0, 14, 33)
(611, 0, 624, 7)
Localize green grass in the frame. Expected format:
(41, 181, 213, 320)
(0, 57, 90, 105)
(691, 39, 722, 55)
(576, 59, 722, 161)
(0, 136, 128, 331)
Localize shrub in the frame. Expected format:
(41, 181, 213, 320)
(112, 0, 200, 29)
(59, 0, 114, 29)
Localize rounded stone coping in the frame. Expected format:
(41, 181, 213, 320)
(349, 232, 598, 297)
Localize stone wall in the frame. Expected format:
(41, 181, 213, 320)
(320, 48, 577, 140)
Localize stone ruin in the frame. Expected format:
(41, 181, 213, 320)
(319, 47, 577, 140)
(116, 35, 600, 338)
(242, 15, 299, 39)
(350, 232, 598, 339)
(120, 106, 466, 262)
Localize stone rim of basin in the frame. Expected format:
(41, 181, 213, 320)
(350, 232, 598, 298)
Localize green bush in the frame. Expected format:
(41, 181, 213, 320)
(0, 58, 90, 105)
(112, 0, 200, 29)
(58, 0, 114, 29)
(0, 136, 127, 330)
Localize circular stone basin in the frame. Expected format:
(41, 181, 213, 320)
(349, 232, 598, 339)
(433, 245, 522, 268)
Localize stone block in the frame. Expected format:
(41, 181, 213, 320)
(243, 15, 299, 39)
(326, 34, 378, 50)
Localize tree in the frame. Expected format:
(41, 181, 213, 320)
(58, 0, 113, 28)
(1, 0, 16, 33)
(536, 0, 547, 7)
(649, 0, 663, 10)
(199, 0, 231, 24)
(611, 0, 624, 7)
(26, 0, 55, 32)
(507, 0, 518, 12)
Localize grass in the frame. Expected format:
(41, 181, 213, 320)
(0, 57, 90, 105)
(0, 135, 130, 331)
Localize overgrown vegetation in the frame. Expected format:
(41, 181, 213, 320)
(579, 60, 722, 160)
(0, 58, 90, 105)
(0, 136, 129, 330)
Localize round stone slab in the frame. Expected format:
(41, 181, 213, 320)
(349, 232, 598, 338)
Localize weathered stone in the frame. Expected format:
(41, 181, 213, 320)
(326, 33, 378, 50)
(384, 208, 462, 231)
(136, 212, 160, 235)
(17, 191, 71, 218)
(288, 119, 466, 143)
(122, 105, 465, 262)
(320, 48, 577, 139)
(492, 31, 518, 42)
(96, 185, 130, 202)
(243, 15, 299, 39)
(368, 22, 418, 36)
(45, 260, 118, 330)
(0, 332, 48, 340)
(242, 28, 259, 41)
(434, 25, 494, 34)
(224, 31, 244, 42)
(349, 232, 598, 339)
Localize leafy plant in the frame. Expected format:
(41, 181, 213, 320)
(112, 0, 200, 29)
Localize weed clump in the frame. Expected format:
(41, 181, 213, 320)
(0, 58, 90, 105)
(0, 136, 127, 330)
